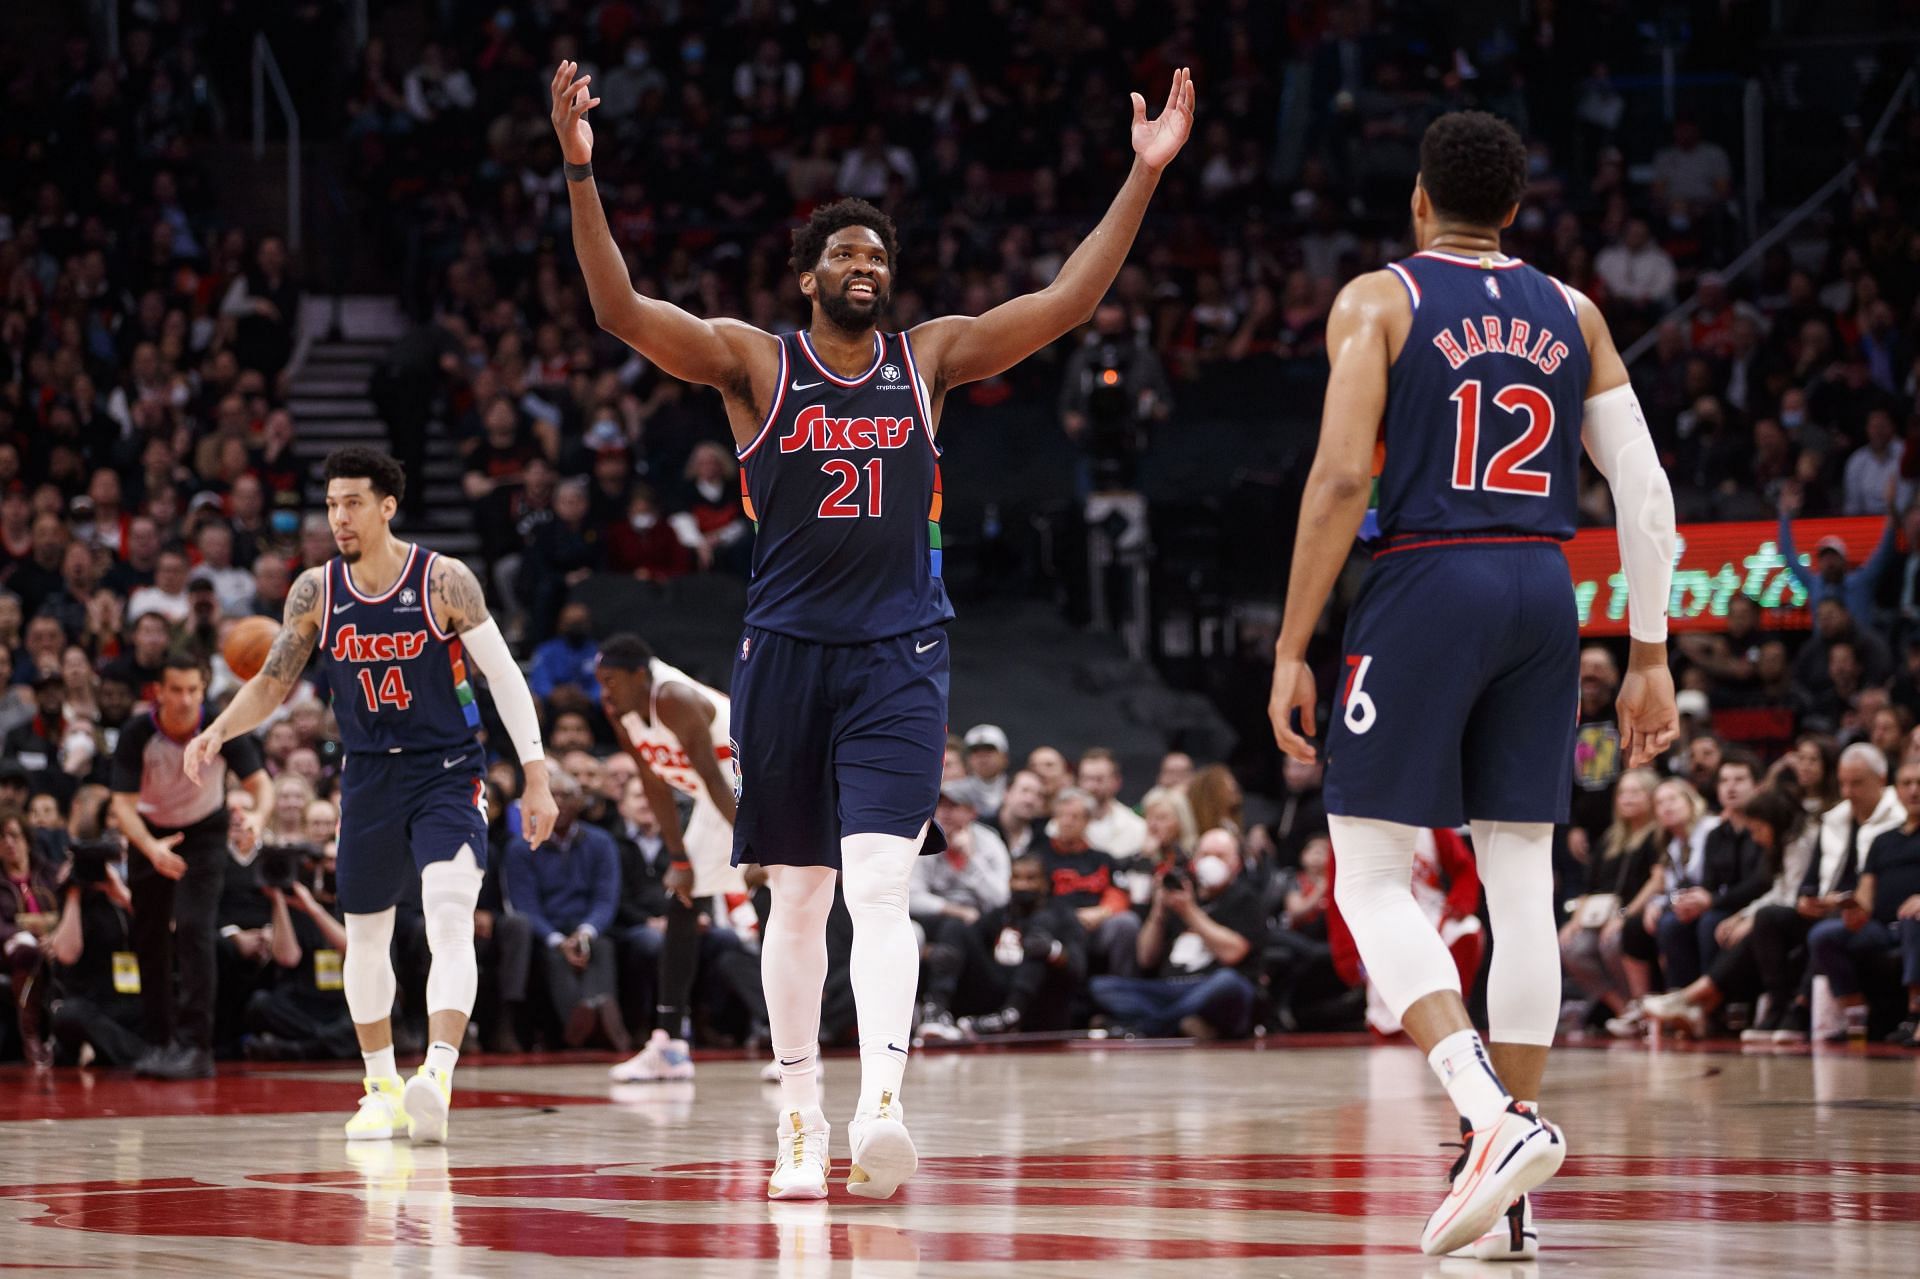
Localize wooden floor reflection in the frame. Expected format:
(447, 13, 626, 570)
(2, 1037, 1915, 1276)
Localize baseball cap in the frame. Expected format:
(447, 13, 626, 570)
(1815, 535, 1849, 558)
(188, 491, 225, 514)
(0, 760, 29, 787)
(964, 724, 1008, 753)
(1676, 689, 1711, 720)
(938, 781, 978, 807)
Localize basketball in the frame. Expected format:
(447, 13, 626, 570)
(222, 616, 280, 680)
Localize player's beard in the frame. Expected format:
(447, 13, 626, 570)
(818, 278, 890, 332)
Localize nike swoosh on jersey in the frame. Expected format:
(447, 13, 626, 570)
(790, 379, 823, 391)
(915, 639, 939, 653)
(443, 755, 469, 769)
(333, 603, 353, 614)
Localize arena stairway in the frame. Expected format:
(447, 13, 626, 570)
(291, 295, 478, 559)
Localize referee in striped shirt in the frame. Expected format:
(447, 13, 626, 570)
(109, 654, 271, 1079)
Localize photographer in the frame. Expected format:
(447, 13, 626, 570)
(241, 843, 359, 1061)
(45, 838, 146, 1068)
(110, 654, 271, 1079)
(1058, 301, 1171, 493)
(3, 805, 60, 1064)
(1089, 828, 1268, 1039)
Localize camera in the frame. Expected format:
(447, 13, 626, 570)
(68, 837, 123, 886)
(256, 842, 322, 891)
(1160, 854, 1192, 894)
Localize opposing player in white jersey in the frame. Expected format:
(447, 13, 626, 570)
(596, 632, 745, 1082)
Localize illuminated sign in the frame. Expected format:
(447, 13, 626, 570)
(1564, 517, 1885, 635)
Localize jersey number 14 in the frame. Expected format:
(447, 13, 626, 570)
(1449, 380, 1555, 497)
(356, 666, 414, 712)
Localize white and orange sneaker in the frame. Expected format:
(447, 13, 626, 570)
(1449, 1193, 1538, 1261)
(1420, 1103, 1563, 1257)
(767, 1106, 830, 1201)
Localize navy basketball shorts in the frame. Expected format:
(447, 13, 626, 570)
(1323, 539, 1578, 829)
(335, 748, 490, 914)
(730, 624, 950, 870)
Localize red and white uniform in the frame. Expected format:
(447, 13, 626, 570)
(620, 658, 745, 896)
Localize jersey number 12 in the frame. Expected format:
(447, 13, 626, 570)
(1449, 380, 1555, 497)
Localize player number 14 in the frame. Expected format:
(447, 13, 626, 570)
(357, 666, 414, 712)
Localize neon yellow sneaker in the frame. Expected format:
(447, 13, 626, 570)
(403, 1065, 452, 1145)
(344, 1076, 407, 1141)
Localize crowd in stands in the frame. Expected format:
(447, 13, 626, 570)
(5, 4, 1920, 1066)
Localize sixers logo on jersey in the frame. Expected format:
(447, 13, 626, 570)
(330, 625, 430, 664)
(779, 404, 919, 453)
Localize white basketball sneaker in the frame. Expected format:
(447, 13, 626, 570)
(767, 1106, 831, 1201)
(610, 1029, 695, 1083)
(402, 1065, 453, 1145)
(1420, 1103, 1564, 1257)
(1449, 1194, 1538, 1261)
(846, 1091, 918, 1200)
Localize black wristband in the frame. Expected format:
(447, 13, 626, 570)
(564, 160, 593, 182)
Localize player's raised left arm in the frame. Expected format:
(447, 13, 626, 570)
(429, 555, 558, 848)
(1267, 271, 1400, 764)
(911, 70, 1194, 391)
(1574, 291, 1679, 768)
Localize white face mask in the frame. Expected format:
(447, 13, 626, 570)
(630, 512, 657, 531)
(1194, 855, 1231, 890)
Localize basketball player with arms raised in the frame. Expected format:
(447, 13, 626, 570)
(595, 631, 743, 1084)
(1268, 113, 1678, 1259)
(551, 61, 1193, 1199)
(185, 448, 557, 1144)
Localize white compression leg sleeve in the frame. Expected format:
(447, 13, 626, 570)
(841, 828, 923, 1116)
(421, 845, 484, 1016)
(1470, 820, 1560, 1047)
(1328, 816, 1461, 1019)
(764, 864, 838, 1112)
(344, 907, 398, 1025)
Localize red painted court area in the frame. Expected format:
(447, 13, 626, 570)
(1, 1044, 1916, 1276)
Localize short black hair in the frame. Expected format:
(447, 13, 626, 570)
(598, 632, 655, 672)
(1719, 748, 1760, 780)
(789, 198, 899, 277)
(323, 447, 407, 504)
(161, 652, 206, 680)
(1418, 111, 1529, 228)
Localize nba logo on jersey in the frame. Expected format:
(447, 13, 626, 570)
(741, 636, 752, 660)
(1484, 276, 1501, 300)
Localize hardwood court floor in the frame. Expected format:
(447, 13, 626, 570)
(1, 1037, 1915, 1276)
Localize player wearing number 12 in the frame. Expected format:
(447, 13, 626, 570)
(183, 448, 557, 1147)
(1268, 113, 1680, 1259)
(550, 61, 1193, 1200)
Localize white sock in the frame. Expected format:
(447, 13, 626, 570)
(842, 830, 921, 1116)
(776, 1041, 820, 1113)
(363, 1045, 397, 1082)
(1428, 1029, 1512, 1132)
(764, 866, 837, 1116)
(424, 1039, 460, 1080)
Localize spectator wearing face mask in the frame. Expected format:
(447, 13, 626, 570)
(528, 603, 602, 707)
(920, 853, 1087, 1039)
(1088, 828, 1267, 1038)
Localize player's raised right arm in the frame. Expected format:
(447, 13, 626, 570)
(551, 61, 754, 389)
(183, 568, 322, 783)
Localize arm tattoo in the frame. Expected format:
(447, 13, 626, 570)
(261, 570, 323, 685)
(431, 557, 492, 633)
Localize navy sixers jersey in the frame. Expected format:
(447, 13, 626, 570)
(1376, 251, 1591, 541)
(736, 329, 954, 643)
(317, 544, 483, 754)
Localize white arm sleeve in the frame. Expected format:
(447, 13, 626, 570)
(1582, 383, 1676, 643)
(459, 617, 546, 764)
